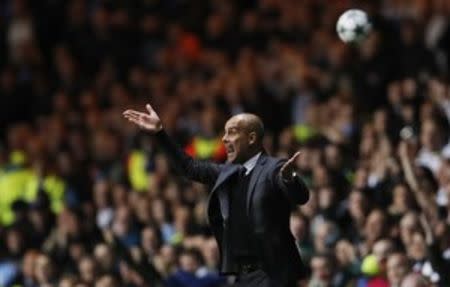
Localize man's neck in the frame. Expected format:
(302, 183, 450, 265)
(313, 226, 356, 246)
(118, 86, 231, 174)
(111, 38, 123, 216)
(240, 149, 262, 163)
(242, 152, 262, 175)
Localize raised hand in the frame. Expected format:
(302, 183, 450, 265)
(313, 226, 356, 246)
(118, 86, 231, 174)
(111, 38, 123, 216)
(280, 151, 302, 181)
(123, 104, 163, 133)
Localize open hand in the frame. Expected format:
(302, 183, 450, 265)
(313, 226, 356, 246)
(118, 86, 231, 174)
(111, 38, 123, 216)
(280, 151, 302, 181)
(123, 104, 163, 133)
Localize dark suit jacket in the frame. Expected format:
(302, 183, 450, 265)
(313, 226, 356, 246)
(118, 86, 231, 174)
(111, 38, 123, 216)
(157, 131, 310, 284)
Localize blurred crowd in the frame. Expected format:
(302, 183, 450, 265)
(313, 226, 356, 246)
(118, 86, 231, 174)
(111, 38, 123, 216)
(1, 0, 450, 286)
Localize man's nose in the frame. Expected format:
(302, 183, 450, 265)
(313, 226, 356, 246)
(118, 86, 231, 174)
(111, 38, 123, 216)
(222, 134, 227, 142)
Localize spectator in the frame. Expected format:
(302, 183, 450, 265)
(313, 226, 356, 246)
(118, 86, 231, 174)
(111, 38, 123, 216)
(386, 252, 410, 287)
(400, 273, 430, 287)
(96, 245, 116, 274)
(308, 254, 337, 287)
(95, 275, 119, 287)
(77, 256, 98, 285)
(166, 249, 224, 287)
(34, 254, 56, 286)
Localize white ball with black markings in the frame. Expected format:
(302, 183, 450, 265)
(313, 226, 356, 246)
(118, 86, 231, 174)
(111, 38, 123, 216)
(336, 9, 372, 44)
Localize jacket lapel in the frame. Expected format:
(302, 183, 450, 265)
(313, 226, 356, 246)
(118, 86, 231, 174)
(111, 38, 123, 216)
(246, 154, 267, 214)
(211, 164, 240, 193)
(208, 153, 267, 220)
(210, 164, 240, 220)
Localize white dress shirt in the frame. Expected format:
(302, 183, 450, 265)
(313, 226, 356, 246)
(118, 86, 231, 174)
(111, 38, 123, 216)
(243, 152, 262, 175)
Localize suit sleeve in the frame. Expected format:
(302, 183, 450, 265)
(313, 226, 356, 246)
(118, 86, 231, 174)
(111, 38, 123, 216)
(155, 130, 222, 185)
(273, 159, 310, 205)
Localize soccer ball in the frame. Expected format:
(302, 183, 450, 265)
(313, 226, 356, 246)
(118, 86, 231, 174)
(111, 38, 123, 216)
(336, 9, 371, 44)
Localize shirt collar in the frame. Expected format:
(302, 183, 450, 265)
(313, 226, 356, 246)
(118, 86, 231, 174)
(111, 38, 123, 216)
(243, 152, 262, 175)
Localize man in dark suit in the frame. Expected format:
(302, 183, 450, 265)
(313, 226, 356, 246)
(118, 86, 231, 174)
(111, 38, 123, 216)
(123, 104, 310, 287)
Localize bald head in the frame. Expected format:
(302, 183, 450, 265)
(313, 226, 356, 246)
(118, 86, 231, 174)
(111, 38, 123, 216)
(232, 113, 264, 141)
(222, 113, 265, 163)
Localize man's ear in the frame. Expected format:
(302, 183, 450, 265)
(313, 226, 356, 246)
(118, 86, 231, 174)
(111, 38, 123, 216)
(249, 131, 257, 145)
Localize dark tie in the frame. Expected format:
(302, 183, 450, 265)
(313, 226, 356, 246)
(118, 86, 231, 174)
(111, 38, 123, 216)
(238, 166, 247, 179)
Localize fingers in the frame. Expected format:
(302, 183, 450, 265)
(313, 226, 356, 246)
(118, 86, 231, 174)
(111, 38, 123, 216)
(123, 110, 148, 121)
(146, 104, 154, 115)
(285, 151, 301, 166)
(123, 110, 145, 125)
(281, 151, 302, 175)
(290, 151, 301, 162)
(124, 114, 141, 125)
(280, 163, 287, 173)
(123, 110, 144, 117)
(123, 112, 139, 121)
(123, 103, 155, 118)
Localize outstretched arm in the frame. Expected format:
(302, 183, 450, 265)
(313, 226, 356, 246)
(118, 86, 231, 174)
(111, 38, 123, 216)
(398, 141, 438, 221)
(123, 104, 222, 185)
(274, 152, 310, 205)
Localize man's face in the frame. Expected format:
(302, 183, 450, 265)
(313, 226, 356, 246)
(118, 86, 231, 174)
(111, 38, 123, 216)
(311, 257, 332, 282)
(222, 116, 253, 163)
(180, 254, 199, 273)
(365, 211, 385, 240)
(79, 258, 96, 283)
(387, 254, 408, 286)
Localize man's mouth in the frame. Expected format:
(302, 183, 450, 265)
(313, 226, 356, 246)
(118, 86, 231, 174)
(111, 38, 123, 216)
(225, 145, 235, 156)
